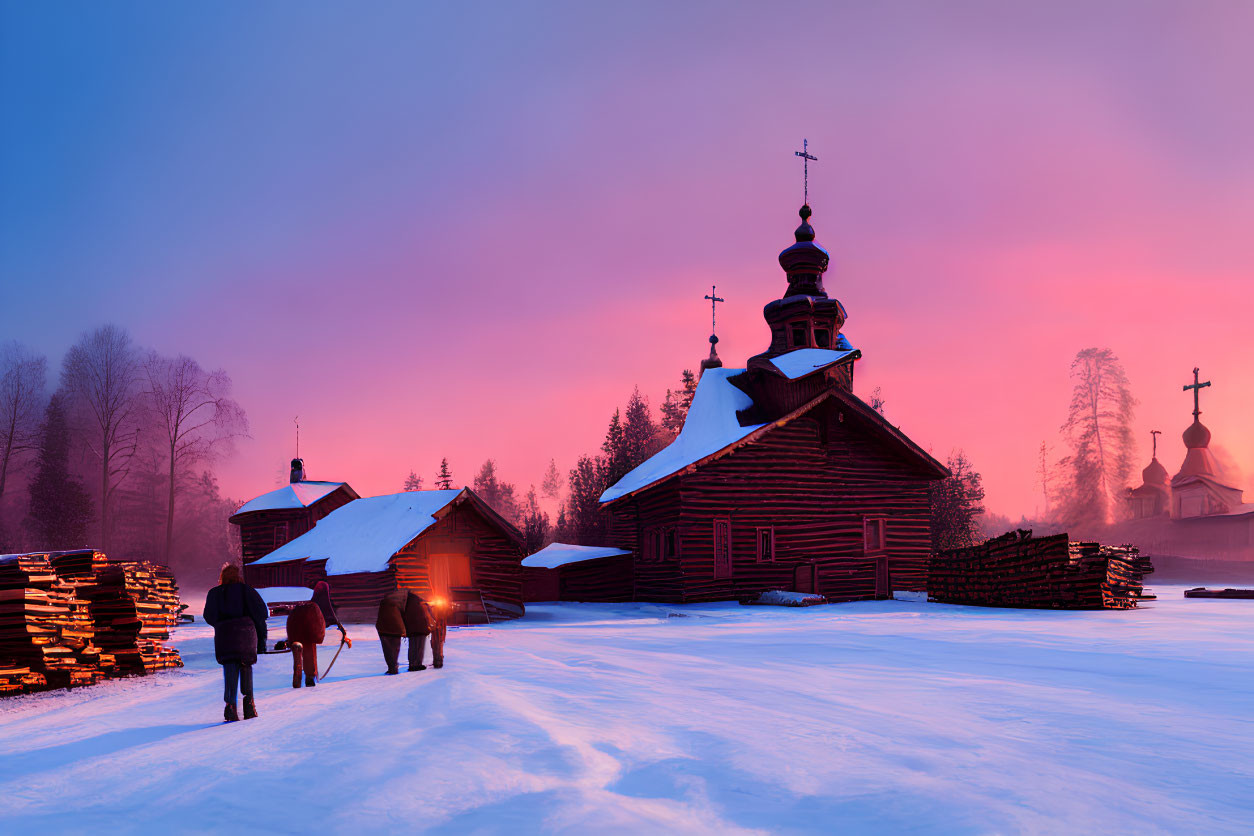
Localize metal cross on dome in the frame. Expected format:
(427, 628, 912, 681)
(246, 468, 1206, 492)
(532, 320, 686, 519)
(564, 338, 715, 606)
(1183, 367, 1211, 419)
(1149, 429, 1161, 458)
(703, 285, 725, 336)
(794, 139, 817, 205)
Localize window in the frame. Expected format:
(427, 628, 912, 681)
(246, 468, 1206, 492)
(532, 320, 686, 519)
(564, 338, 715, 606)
(756, 527, 774, 562)
(713, 520, 732, 579)
(273, 522, 290, 547)
(814, 329, 830, 348)
(644, 528, 662, 561)
(791, 325, 808, 347)
(664, 528, 678, 561)
(863, 518, 886, 554)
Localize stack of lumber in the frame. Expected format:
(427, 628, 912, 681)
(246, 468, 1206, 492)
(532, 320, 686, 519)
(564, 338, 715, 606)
(0, 553, 107, 689)
(0, 551, 183, 695)
(928, 530, 1155, 610)
(83, 562, 184, 674)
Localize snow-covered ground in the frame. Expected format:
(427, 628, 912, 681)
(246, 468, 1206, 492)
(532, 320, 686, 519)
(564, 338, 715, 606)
(2, 586, 1252, 834)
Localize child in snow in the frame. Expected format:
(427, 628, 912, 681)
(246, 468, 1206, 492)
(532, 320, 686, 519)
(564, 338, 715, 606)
(202, 563, 269, 722)
(375, 589, 433, 674)
(286, 580, 351, 688)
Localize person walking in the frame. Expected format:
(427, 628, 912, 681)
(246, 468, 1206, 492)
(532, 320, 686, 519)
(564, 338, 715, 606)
(375, 589, 431, 674)
(286, 580, 351, 688)
(203, 563, 269, 722)
(427, 598, 447, 669)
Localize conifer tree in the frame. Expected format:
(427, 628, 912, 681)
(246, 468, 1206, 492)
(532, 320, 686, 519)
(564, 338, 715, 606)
(622, 387, 659, 467)
(929, 450, 986, 552)
(541, 458, 563, 502)
(561, 455, 609, 545)
(520, 485, 550, 554)
(473, 459, 519, 522)
(403, 470, 424, 491)
(435, 458, 454, 490)
(659, 369, 697, 439)
(601, 409, 625, 484)
(26, 394, 94, 548)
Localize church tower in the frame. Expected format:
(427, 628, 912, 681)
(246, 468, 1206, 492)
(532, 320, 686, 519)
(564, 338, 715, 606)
(1170, 367, 1243, 517)
(1126, 431, 1169, 518)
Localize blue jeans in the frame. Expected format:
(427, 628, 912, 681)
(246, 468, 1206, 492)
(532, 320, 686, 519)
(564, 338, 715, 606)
(223, 663, 254, 704)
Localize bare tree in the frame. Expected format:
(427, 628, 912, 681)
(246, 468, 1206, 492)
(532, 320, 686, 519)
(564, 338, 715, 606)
(143, 352, 247, 563)
(1036, 440, 1053, 519)
(61, 325, 142, 551)
(0, 341, 47, 503)
(1059, 347, 1136, 529)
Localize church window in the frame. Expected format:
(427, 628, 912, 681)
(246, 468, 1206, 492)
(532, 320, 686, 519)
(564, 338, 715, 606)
(814, 329, 830, 348)
(791, 325, 808, 347)
(756, 527, 774, 562)
(863, 518, 886, 554)
(713, 520, 732, 578)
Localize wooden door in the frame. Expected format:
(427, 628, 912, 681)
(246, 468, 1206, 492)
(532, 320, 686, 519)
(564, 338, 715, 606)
(713, 520, 732, 579)
(429, 553, 473, 599)
(874, 554, 890, 599)
(793, 563, 815, 594)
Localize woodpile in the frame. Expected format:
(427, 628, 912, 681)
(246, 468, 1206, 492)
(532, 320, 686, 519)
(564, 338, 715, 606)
(0, 550, 184, 696)
(928, 530, 1155, 610)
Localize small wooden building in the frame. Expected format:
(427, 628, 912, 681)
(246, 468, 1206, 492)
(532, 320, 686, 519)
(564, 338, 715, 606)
(245, 488, 525, 622)
(230, 459, 359, 564)
(599, 204, 949, 604)
(521, 544, 634, 603)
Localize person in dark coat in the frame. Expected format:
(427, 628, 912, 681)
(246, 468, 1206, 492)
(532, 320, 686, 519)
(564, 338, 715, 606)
(375, 589, 431, 674)
(202, 563, 268, 722)
(427, 598, 447, 669)
(286, 580, 350, 688)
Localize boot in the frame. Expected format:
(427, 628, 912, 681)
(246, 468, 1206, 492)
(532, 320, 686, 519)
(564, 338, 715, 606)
(243, 696, 257, 720)
(305, 676, 317, 687)
(224, 702, 239, 723)
(291, 643, 303, 688)
(408, 664, 427, 672)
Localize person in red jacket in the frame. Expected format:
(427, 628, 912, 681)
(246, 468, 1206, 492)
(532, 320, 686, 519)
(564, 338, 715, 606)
(286, 581, 350, 687)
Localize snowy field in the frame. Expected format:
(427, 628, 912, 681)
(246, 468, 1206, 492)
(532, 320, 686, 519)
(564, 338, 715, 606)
(2, 587, 1253, 834)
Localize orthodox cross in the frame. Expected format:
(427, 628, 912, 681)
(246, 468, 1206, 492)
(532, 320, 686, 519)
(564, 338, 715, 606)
(703, 285, 725, 336)
(294, 415, 300, 458)
(1183, 367, 1211, 419)
(794, 138, 817, 205)
(1149, 429, 1161, 458)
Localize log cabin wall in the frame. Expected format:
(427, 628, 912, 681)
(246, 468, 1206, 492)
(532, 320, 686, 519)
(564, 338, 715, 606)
(297, 559, 398, 617)
(388, 504, 525, 613)
(607, 482, 685, 604)
(244, 558, 306, 588)
(560, 555, 635, 602)
(234, 487, 358, 565)
(671, 399, 934, 604)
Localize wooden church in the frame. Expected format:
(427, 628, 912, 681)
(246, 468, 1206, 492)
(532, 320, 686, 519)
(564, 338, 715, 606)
(598, 201, 950, 604)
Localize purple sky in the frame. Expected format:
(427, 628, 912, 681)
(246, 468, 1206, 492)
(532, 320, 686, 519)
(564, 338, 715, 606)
(3, 1, 1253, 516)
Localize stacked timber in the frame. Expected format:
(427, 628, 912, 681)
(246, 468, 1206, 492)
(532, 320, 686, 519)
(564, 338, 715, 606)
(83, 562, 183, 674)
(0, 553, 107, 689)
(928, 530, 1154, 610)
(0, 552, 183, 695)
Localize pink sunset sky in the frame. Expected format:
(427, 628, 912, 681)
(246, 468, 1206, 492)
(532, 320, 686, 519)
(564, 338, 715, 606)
(3, 2, 1252, 517)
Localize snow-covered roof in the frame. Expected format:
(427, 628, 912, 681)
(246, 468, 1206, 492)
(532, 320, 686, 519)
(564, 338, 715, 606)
(600, 367, 766, 504)
(252, 489, 463, 575)
(768, 347, 859, 380)
(234, 481, 347, 515)
(258, 586, 314, 604)
(522, 544, 632, 569)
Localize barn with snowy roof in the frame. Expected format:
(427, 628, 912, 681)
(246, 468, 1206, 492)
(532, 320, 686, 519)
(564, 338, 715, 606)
(599, 202, 950, 604)
(229, 458, 360, 565)
(244, 487, 526, 621)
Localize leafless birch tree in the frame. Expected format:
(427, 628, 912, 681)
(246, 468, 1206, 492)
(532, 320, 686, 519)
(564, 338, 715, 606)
(0, 341, 47, 503)
(60, 325, 141, 551)
(143, 352, 246, 563)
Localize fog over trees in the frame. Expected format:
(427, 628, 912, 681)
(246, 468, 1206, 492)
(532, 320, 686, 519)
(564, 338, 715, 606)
(0, 326, 248, 588)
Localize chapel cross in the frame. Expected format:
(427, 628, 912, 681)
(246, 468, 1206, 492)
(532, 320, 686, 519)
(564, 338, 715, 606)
(1149, 429, 1161, 459)
(294, 415, 300, 458)
(703, 285, 725, 336)
(794, 139, 818, 205)
(1183, 367, 1211, 419)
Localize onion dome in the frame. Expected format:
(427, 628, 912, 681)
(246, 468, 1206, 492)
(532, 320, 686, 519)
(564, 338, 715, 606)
(777, 205, 830, 297)
(699, 334, 723, 378)
(1182, 420, 1211, 450)
(1141, 457, 1168, 486)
